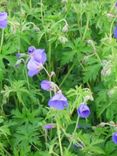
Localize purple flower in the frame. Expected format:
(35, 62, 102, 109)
(27, 58, 43, 77)
(0, 12, 7, 29)
(77, 104, 90, 118)
(44, 124, 55, 130)
(40, 80, 54, 91)
(112, 132, 117, 144)
(48, 92, 68, 110)
(114, 26, 117, 38)
(27, 48, 47, 77)
(32, 49, 46, 64)
(28, 46, 36, 54)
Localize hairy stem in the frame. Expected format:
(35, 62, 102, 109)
(56, 121, 63, 156)
(67, 116, 79, 150)
(0, 29, 4, 53)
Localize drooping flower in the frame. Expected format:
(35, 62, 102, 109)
(48, 92, 68, 110)
(27, 58, 43, 77)
(40, 80, 55, 91)
(44, 123, 55, 130)
(114, 26, 117, 38)
(0, 12, 7, 29)
(28, 46, 36, 54)
(77, 104, 90, 118)
(112, 132, 117, 144)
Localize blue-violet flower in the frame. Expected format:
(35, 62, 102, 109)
(31, 49, 47, 64)
(48, 92, 68, 110)
(40, 80, 55, 91)
(27, 58, 43, 77)
(27, 48, 47, 77)
(77, 104, 90, 118)
(112, 132, 117, 144)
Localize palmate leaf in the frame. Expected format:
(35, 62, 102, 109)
(61, 50, 76, 65)
(1, 80, 28, 102)
(12, 123, 40, 148)
(78, 133, 105, 155)
(83, 63, 101, 83)
(0, 125, 10, 139)
(61, 39, 91, 65)
(11, 107, 41, 125)
(1, 80, 40, 106)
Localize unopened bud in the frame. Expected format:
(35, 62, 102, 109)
(50, 71, 55, 77)
(61, 0, 68, 4)
(62, 23, 68, 32)
(59, 36, 68, 44)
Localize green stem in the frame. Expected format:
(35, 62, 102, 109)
(109, 18, 116, 39)
(89, 40, 101, 63)
(43, 66, 50, 78)
(80, 63, 91, 89)
(48, 41, 51, 70)
(24, 63, 30, 90)
(56, 121, 63, 156)
(60, 62, 75, 87)
(0, 29, 4, 53)
(67, 116, 79, 150)
(42, 66, 52, 97)
(82, 16, 89, 40)
(29, 0, 32, 8)
(73, 116, 79, 134)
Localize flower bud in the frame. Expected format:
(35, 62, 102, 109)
(59, 36, 68, 44)
(62, 23, 68, 32)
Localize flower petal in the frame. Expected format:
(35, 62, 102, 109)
(77, 104, 90, 118)
(32, 49, 47, 64)
(48, 93, 68, 110)
(27, 58, 41, 71)
(28, 69, 39, 77)
(0, 19, 7, 29)
(0, 12, 7, 21)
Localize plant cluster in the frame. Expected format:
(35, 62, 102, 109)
(0, 0, 117, 156)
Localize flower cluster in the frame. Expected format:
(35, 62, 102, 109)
(27, 46, 68, 111)
(25, 47, 92, 133)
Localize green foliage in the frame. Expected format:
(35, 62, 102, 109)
(0, 0, 117, 155)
